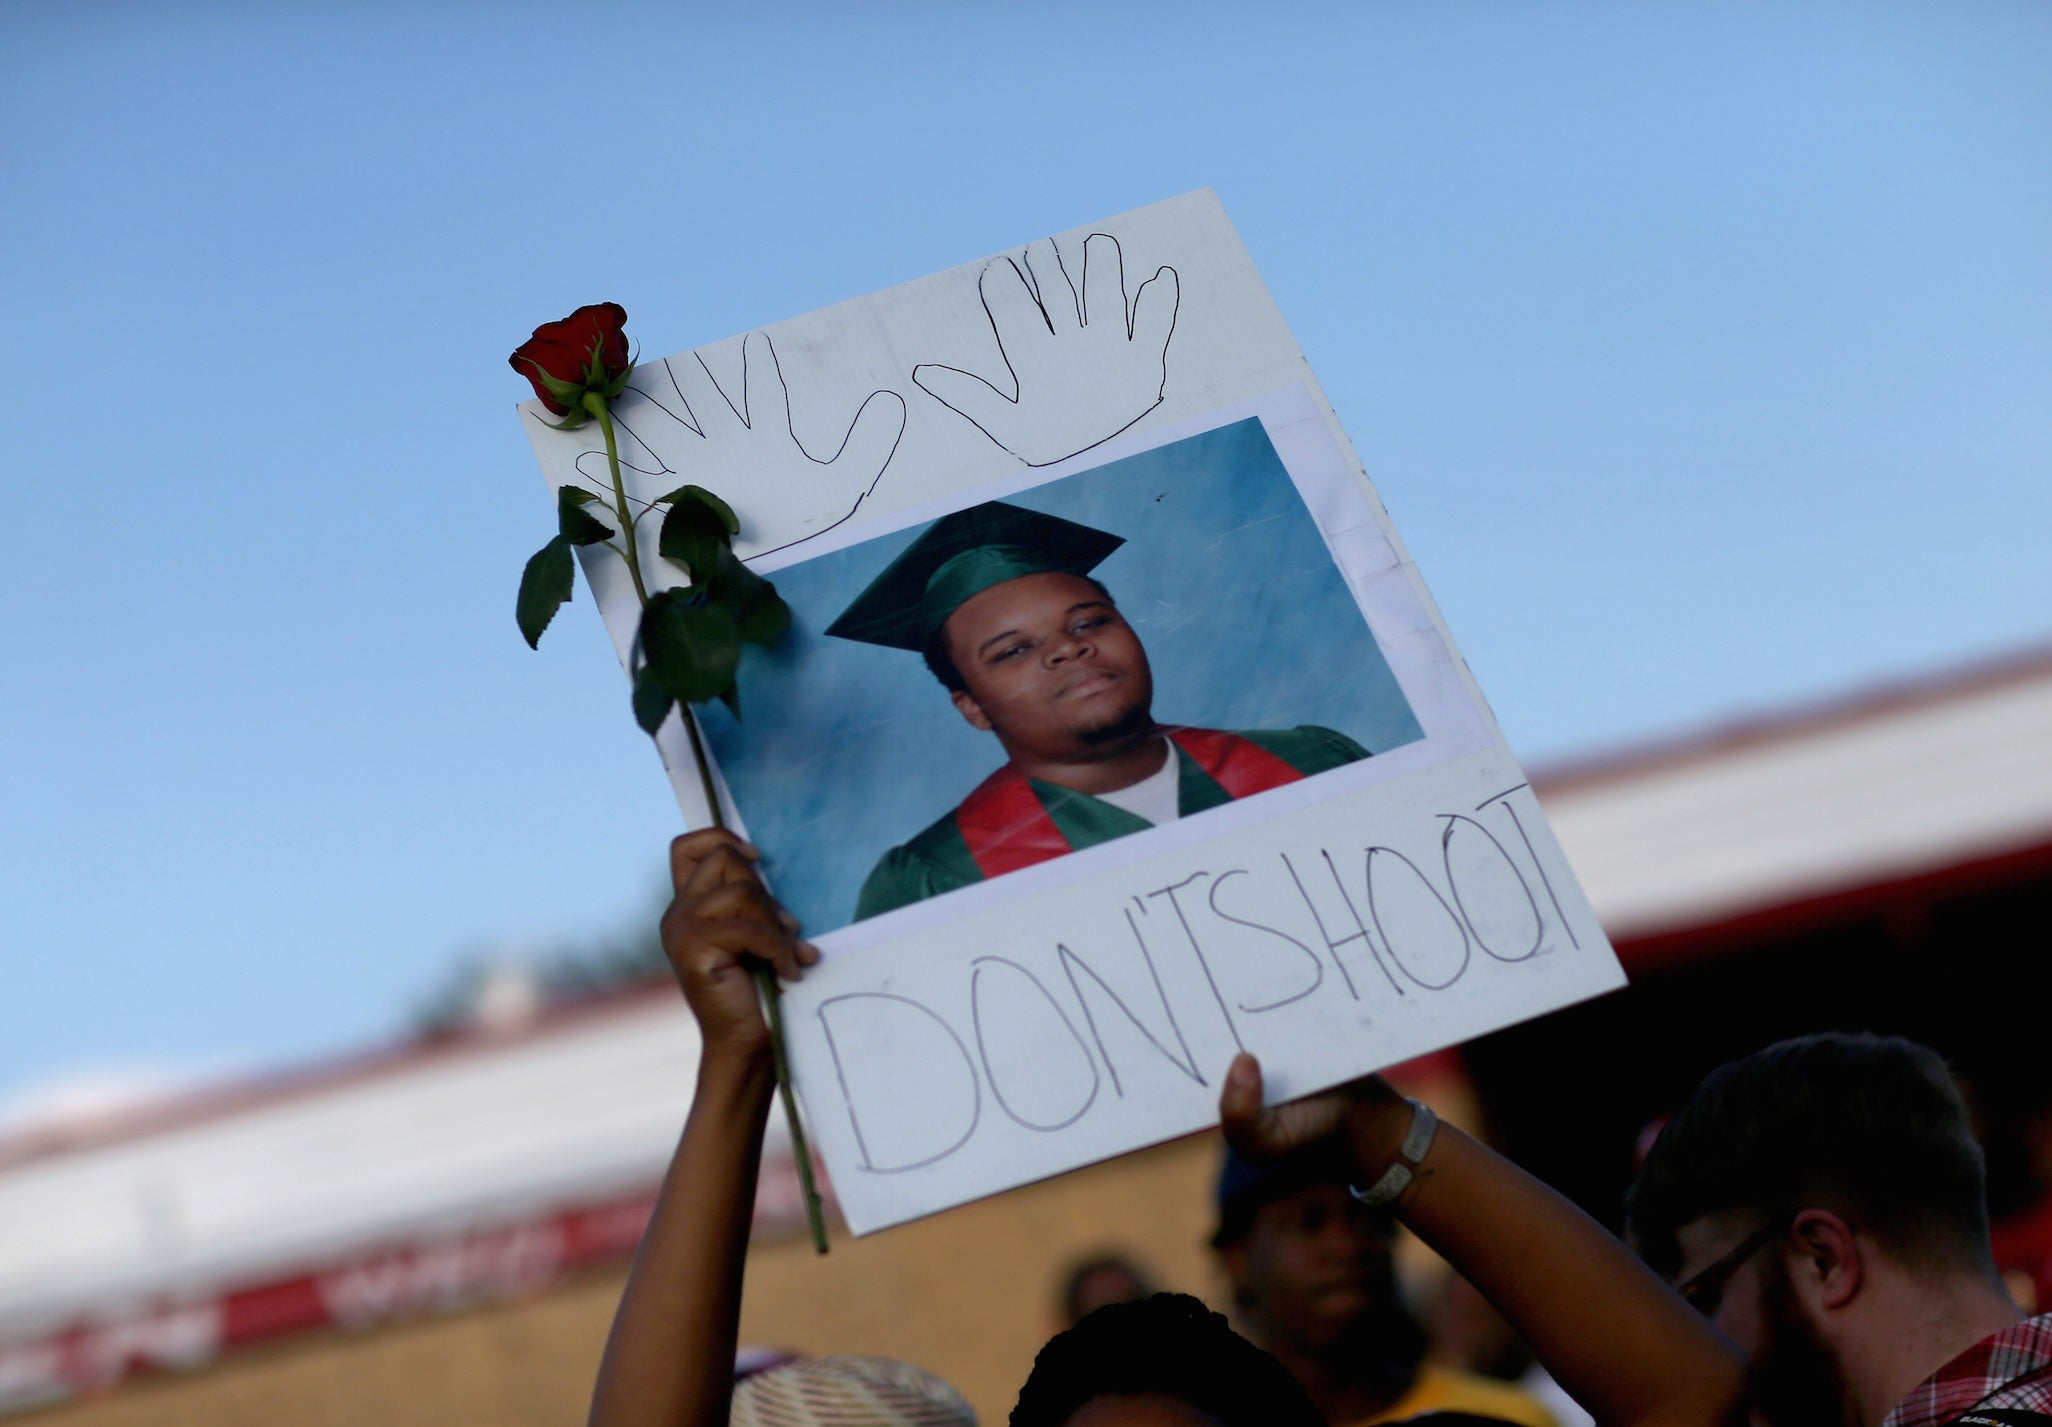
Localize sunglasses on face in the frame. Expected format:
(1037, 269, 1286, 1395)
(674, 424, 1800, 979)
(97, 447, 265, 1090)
(1675, 1218, 1785, 1316)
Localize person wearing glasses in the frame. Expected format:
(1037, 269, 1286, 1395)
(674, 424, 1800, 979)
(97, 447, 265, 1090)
(1626, 1034, 2048, 1427)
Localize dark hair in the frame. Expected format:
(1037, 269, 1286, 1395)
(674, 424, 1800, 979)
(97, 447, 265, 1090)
(1010, 1293, 1323, 1427)
(1626, 1032, 1993, 1280)
(921, 576, 1117, 695)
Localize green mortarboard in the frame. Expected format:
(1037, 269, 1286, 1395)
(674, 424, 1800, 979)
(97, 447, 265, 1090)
(825, 501, 1125, 651)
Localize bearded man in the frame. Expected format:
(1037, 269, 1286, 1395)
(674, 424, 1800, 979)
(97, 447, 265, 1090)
(1627, 1033, 2048, 1427)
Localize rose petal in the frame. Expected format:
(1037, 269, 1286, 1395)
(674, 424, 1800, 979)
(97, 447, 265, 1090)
(511, 302, 630, 413)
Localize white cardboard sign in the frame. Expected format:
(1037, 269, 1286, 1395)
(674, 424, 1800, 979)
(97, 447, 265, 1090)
(519, 190, 1623, 1234)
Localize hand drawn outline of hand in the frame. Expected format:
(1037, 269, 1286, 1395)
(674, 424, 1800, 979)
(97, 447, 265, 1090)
(572, 330, 907, 561)
(913, 232, 1179, 468)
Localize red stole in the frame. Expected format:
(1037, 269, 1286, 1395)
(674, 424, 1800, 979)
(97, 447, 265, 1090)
(954, 727, 1303, 881)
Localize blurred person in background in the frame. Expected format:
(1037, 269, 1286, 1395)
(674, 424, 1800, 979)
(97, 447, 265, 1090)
(1423, 1274, 1592, 1427)
(1209, 1136, 1557, 1427)
(1056, 1252, 1158, 1330)
(1627, 1033, 2047, 1427)
(1214, 1052, 1743, 1427)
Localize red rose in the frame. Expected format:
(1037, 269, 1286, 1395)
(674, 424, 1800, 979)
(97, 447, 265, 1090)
(509, 302, 632, 414)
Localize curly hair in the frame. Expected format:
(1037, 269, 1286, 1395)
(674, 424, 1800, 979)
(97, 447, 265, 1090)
(1010, 1293, 1322, 1427)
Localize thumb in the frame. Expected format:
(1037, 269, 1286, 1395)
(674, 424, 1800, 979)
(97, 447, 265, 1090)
(1219, 1052, 1271, 1154)
(1130, 265, 1180, 360)
(825, 388, 907, 482)
(912, 362, 1018, 430)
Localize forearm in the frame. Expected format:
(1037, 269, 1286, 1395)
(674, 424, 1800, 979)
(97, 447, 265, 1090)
(1351, 1103, 1745, 1427)
(588, 1044, 776, 1427)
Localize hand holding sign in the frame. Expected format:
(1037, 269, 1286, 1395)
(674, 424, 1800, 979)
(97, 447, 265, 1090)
(599, 330, 908, 559)
(1219, 1051, 1387, 1161)
(914, 233, 1180, 467)
(661, 829, 818, 1062)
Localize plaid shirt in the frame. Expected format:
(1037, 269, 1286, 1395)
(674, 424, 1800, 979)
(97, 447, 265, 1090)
(1880, 1312, 2052, 1427)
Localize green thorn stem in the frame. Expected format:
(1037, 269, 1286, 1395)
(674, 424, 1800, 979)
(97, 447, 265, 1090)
(551, 382, 824, 1248)
(758, 961, 830, 1254)
(581, 385, 829, 1253)
(679, 694, 724, 832)
(674, 562, 830, 1255)
(584, 392, 648, 606)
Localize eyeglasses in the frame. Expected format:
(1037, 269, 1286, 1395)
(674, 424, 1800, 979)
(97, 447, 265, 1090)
(1675, 1218, 1785, 1317)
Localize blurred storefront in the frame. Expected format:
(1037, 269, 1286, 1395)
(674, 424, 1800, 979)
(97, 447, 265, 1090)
(3, 644, 2048, 1424)
(1467, 645, 2052, 1313)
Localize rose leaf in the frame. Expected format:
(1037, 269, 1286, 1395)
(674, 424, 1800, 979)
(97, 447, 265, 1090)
(639, 591, 741, 704)
(516, 536, 575, 648)
(556, 486, 614, 545)
(685, 485, 740, 536)
(654, 485, 740, 537)
(630, 662, 674, 735)
(657, 496, 731, 582)
(736, 585, 790, 647)
(703, 550, 790, 647)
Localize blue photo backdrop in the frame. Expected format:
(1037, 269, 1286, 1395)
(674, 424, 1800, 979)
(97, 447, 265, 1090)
(700, 417, 1424, 934)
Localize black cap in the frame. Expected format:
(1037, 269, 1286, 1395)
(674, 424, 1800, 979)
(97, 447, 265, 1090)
(1211, 1138, 1387, 1248)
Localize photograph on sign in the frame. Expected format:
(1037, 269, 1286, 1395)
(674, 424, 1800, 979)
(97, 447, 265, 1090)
(699, 413, 1426, 941)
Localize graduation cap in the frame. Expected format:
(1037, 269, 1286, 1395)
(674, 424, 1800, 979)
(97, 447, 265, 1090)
(826, 501, 1125, 652)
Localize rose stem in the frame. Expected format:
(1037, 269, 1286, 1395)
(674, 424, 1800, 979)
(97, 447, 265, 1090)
(583, 393, 648, 606)
(681, 710, 824, 1256)
(758, 951, 830, 1254)
(678, 659, 830, 1253)
(588, 387, 830, 1254)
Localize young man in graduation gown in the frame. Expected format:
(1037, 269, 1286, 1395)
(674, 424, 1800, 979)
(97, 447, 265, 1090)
(826, 500, 1370, 921)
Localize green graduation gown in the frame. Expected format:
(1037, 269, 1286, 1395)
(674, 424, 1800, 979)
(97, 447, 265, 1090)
(853, 724, 1369, 921)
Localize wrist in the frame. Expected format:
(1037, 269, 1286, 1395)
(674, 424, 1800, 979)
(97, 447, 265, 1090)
(1342, 1079, 1423, 1190)
(698, 1035, 776, 1098)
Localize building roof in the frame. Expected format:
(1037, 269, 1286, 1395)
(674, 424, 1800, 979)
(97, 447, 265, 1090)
(0, 987, 763, 1330)
(1534, 643, 2052, 962)
(4, 642, 2050, 1405)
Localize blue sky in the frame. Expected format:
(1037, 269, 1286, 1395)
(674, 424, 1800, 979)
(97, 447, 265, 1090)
(3, 1, 2047, 1117)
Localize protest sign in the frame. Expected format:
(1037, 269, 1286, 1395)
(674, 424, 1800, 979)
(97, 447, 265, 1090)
(518, 190, 1622, 1234)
